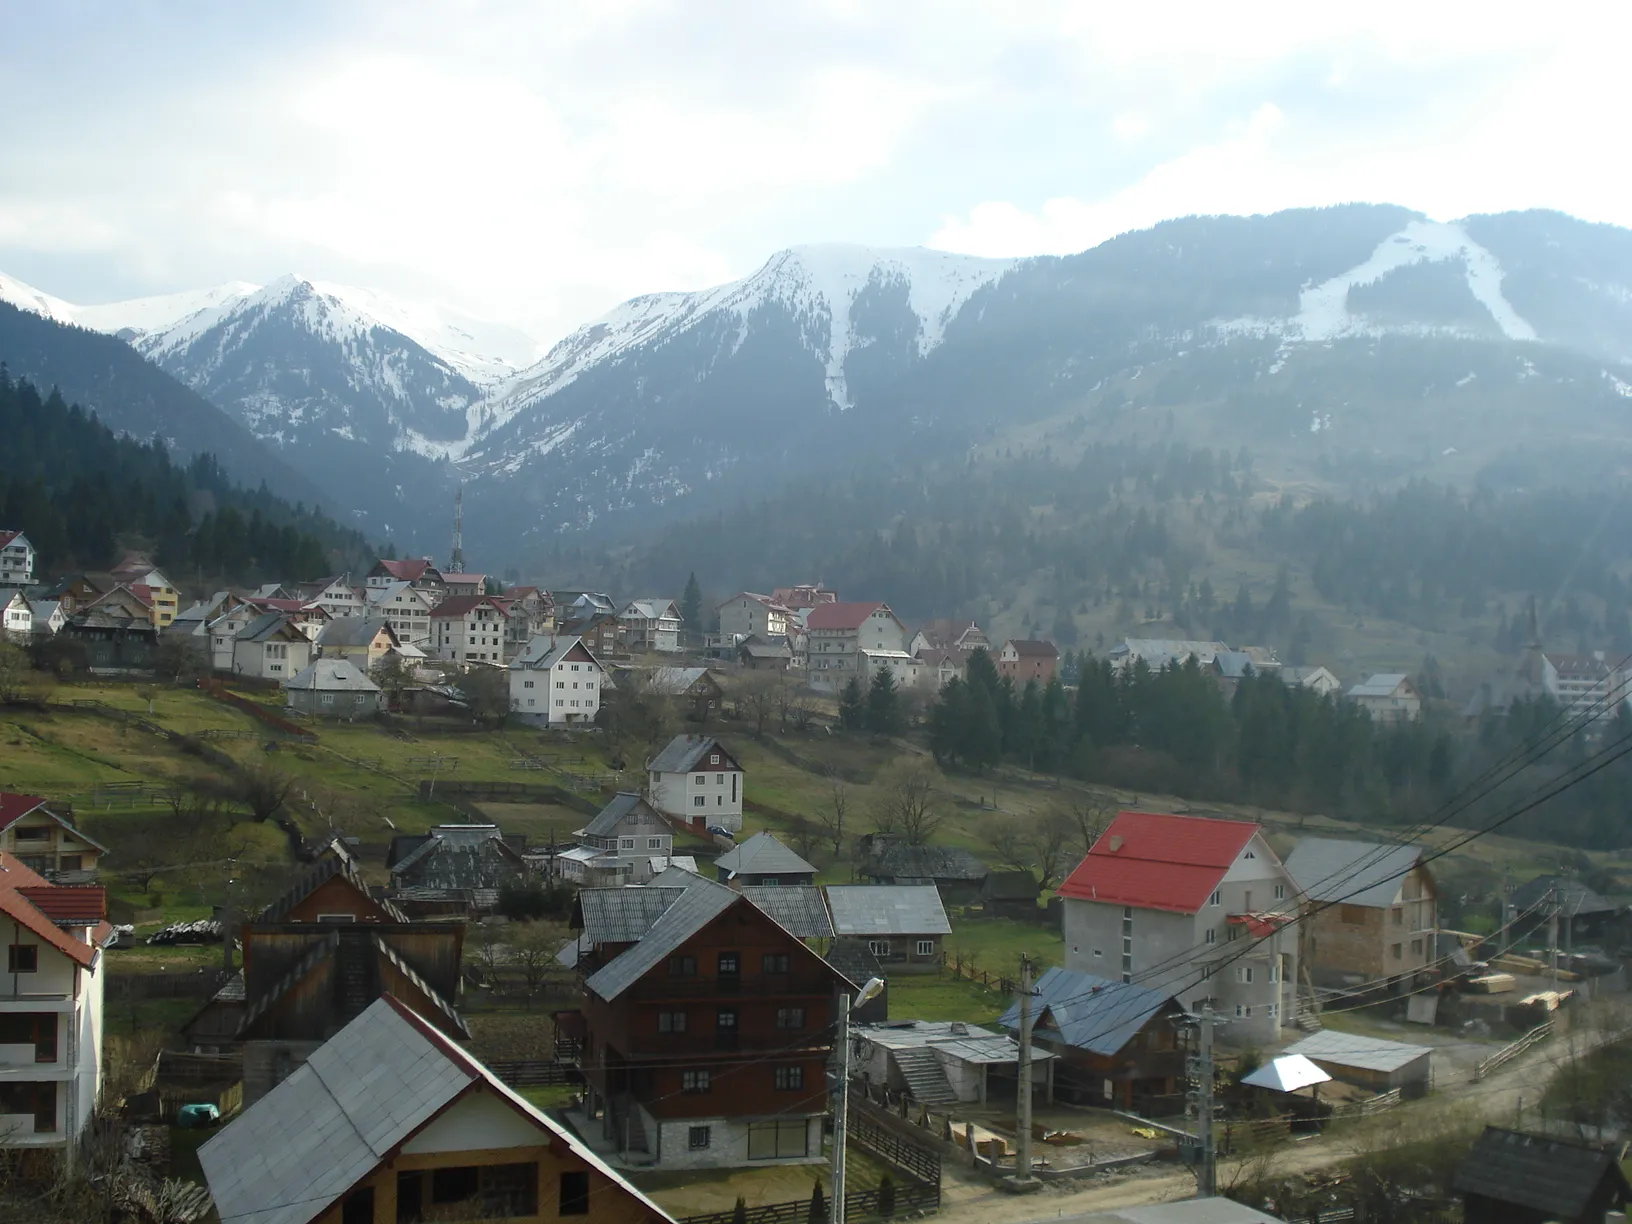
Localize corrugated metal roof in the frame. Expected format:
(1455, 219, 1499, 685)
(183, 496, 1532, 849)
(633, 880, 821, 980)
(1346, 673, 1410, 698)
(998, 967, 1176, 1057)
(576, 887, 690, 944)
(1284, 837, 1422, 908)
(715, 832, 816, 878)
(1056, 812, 1259, 914)
(1053, 1199, 1287, 1224)
(583, 792, 665, 838)
(742, 885, 833, 938)
(315, 617, 392, 648)
(856, 1020, 1049, 1066)
(584, 882, 738, 1001)
(870, 844, 988, 882)
(283, 658, 380, 692)
(648, 734, 735, 775)
(827, 885, 951, 936)
(1281, 1030, 1432, 1074)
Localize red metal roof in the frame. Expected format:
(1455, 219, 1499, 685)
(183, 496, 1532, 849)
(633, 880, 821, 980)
(375, 558, 432, 581)
(806, 601, 887, 631)
(0, 792, 47, 832)
(1056, 811, 1261, 914)
(18, 885, 106, 924)
(429, 594, 504, 618)
(0, 854, 98, 967)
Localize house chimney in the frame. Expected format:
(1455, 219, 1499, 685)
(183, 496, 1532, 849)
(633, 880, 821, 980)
(1109, 836, 1125, 852)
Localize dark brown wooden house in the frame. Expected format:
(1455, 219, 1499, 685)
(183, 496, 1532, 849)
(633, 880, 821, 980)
(999, 967, 1187, 1113)
(560, 876, 852, 1169)
(1453, 1127, 1631, 1224)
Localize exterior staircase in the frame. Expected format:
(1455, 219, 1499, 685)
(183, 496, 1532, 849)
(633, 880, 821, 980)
(892, 1048, 957, 1105)
(611, 1095, 650, 1154)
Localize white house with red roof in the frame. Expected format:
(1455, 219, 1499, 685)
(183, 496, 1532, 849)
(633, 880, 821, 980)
(805, 601, 908, 691)
(1057, 812, 1300, 1046)
(364, 556, 446, 597)
(0, 530, 34, 587)
(430, 593, 514, 665)
(0, 851, 113, 1157)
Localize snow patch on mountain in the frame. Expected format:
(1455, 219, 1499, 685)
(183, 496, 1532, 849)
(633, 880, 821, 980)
(487, 244, 1014, 429)
(73, 281, 261, 336)
(0, 272, 78, 324)
(307, 281, 544, 383)
(1296, 219, 1537, 342)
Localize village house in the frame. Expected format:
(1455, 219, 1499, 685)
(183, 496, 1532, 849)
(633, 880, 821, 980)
(714, 833, 816, 887)
(1001, 967, 1188, 1113)
(200, 600, 262, 672)
(0, 852, 113, 1159)
(201, 995, 673, 1224)
(909, 618, 989, 655)
(1058, 812, 1301, 1047)
(560, 875, 851, 1168)
(1284, 838, 1438, 989)
(1346, 673, 1423, 723)
(364, 556, 447, 600)
(83, 582, 156, 627)
(63, 607, 157, 673)
(560, 608, 622, 658)
(364, 579, 436, 646)
(1280, 665, 1342, 698)
(862, 842, 989, 905)
(558, 794, 675, 887)
(1452, 1126, 1631, 1224)
(770, 583, 837, 611)
(0, 530, 35, 587)
(646, 667, 724, 723)
(852, 1019, 1053, 1107)
(619, 598, 683, 654)
(826, 885, 951, 975)
(1106, 638, 1231, 673)
(1541, 651, 1627, 722)
(502, 586, 557, 655)
(235, 853, 468, 1103)
(40, 572, 114, 616)
(389, 824, 527, 916)
(232, 612, 315, 682)
(736, 635, 792, 672)
(314, 616, 399, 671)
(997, 638, 1059, 685)
(647, 735, 744, 833)
(509, 634, 608, 727)
(805, 601, 909, 691)
(915, 647, 970, 689)
(109, 553, 180, 627)
(440, 570, 488, 597)
(430, 593, 513, 665)
(26, 600, 65, 638)
(717, 593, 795, 643)
(283, 657, 382, 718)
(293, 575, 367, 619)
(1, 591, 30, 640)
(859, 649, 926, 690)
(0, 794, 106, 881)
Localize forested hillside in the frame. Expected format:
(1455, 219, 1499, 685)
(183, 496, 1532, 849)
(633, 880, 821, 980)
(0, 373, 372, 583)
(577, 441, 1632, 684)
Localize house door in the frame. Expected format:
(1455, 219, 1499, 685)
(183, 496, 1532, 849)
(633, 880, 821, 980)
(717, 952, 740, 993)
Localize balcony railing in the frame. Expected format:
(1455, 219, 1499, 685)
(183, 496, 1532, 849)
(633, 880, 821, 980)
(623, 975, 837, 1001)
(603, 1030, 831, 1059)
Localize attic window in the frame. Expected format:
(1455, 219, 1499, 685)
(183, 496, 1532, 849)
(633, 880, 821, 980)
(1243, 851, 1256, 860)
(710, 754, 720, 765)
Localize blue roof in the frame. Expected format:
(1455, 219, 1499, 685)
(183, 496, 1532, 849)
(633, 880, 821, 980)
(999, 966, 1177, 1057)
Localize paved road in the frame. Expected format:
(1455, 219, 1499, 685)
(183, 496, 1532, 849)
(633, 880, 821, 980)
(933, 1007, 1629, 1224)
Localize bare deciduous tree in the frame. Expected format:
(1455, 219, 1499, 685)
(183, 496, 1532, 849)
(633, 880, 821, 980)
(819, 771, 849, 857)
(1060, 794, 1113, 860)
(873, 766, 941, 846)
(0, 641, 31, 703)
(732, 671, 781, 738)
(234, 765, 297, 824)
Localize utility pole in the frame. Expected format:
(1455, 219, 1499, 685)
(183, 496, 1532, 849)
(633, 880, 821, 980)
(1015, 955, 1034, 1183)
(1192, 1005, 1217, 1197)
(832, 991, 851, 1224)
(1549, 885, 1560, 994)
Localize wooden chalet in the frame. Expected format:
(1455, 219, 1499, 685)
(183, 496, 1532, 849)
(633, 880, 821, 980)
(559, 876, 853, 1169)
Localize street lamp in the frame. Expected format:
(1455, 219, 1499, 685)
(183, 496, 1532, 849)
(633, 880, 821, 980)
(832, 976, 885, 1224)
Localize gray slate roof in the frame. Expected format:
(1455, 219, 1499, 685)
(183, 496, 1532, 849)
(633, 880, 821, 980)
(649, 666, 714, 694)
(649, 733, 734, 774)
(1511, 874, 1621, 917)
(715, 832, 816, 878)
(199, 996, 668, 1224)
(236, 611, 297, 643)
(583, 792, 665, 838)
(742, 885, 833, 938)
(1282, 1030, 1432, 1073)
(1451, 1126, 1628, 1218)
(1284, 837, 1424, 908)
(999, 966, 1177, 1057)
(1054, 1199, 1288, 1224)
(824, 940, 879, 990)
(576, 887, 690, 944)
(584, 879, 739, 1001)
(316, 616, 392, 648)
(390, 825, 523, 890)
(870, 843, 988, 883)
(827, 884, 951, 936)
(1347, 673, 1410, 698)
(283, 658, 380, 693)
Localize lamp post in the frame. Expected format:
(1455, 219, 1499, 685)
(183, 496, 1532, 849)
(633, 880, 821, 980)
(832, 975, 885, 1224)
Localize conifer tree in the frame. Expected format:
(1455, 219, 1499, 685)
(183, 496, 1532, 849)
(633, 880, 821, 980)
(838, 676, 866, 730)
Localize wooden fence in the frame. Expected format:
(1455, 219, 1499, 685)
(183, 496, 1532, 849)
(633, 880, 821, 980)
(848, 1111, 941, 1186)
(199, 680, 317, 740)
(947, 955, 1014, 996)
(485, 1059, 583, 1088)
(108, 969, 232, 1000)
(1472, 1021, 1554, 1081)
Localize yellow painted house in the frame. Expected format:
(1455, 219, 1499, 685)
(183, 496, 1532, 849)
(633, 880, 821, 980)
(0, 794, 106, 881)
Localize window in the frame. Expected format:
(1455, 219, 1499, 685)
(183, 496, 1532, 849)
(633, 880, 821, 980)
(316, 913, 356, 923)
(1267, 1002, 1279, 1021)
(1235, 966, 1254, 984)
(716, 773, 725, 784)
(668, 955, 696, 977)
(7, 945, 37, 974)
(0, 1013, 55, 1062)
(718, 952, 740, 975)
(658, 1011, 687, 1034)
(694, 795, 706, 808)
(762, 953, 789, 974)
(682, 1069, 711, 1094)
(12, 826, 48, 843)
(0, 1082, 55, 1133)
(1235, 1004, 1253, 1019)
(1392, 907, 1404, 926)
(868, 939, 890, 956)
(689, 1125, 712, 1151)
(710, 753, 720, 765)
(621, 838, 635, 849)
(1391, 943, 1403, 961)
(776, 1007, 805, 1029)
(695, 774, 705, 786)
(556, 680, 564, 688)
(1227, 924, 1240, 942)
(774, 1065, 804, 1091)
(559, 1171, 591, 1216)
(648, 837, 663, 849)
(1268, 963, 1279, 984)
(1243, 850, 1256, 859)
(1274, 884, 1286, 900)
(1411, 938, 1424, 956)
(1204, 928, 1216, 945)
(1208, 889, 1221, 907)
(716, 795, 723, 806)
(915, 939, 935, 956)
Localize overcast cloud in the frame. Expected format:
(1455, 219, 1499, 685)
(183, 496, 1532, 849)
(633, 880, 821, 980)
(1, 1, 1626, 347)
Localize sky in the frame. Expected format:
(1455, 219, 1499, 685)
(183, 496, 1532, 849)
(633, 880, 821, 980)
(1, 1, 1627, 351)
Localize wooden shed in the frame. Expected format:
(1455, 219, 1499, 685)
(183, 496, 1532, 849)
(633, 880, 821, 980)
(1280, 1030, 1433, 1099)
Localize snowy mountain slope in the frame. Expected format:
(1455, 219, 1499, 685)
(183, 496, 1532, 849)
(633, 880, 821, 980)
(74, 281, 262, 337)
(0, 272, 79, 325)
